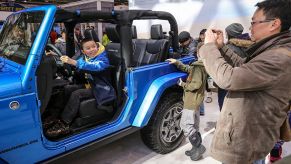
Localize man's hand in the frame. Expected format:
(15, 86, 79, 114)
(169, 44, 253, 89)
(177, 78, 183, 86)
(213, 29, 224, 48)
(205, 29, 224, 48)
(60, 55, 77, 66)
(204, 29, 217, 44)
(166, 58, 177, 64)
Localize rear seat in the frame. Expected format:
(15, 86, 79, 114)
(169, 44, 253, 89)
(132, 24, 170, 67)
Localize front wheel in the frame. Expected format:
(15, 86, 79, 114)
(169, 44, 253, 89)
(141, 92, 184, 154)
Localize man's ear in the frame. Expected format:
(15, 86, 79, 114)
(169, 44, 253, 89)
(270, 18, 282, 32)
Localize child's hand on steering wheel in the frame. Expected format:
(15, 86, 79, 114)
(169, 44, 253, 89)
(60, 55, 77, 66)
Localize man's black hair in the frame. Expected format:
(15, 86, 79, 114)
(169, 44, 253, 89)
(256, 0, 291, 32)
(178, 31, 191, 43)
(80, 38, 98, 50)
(199, 29, 207, 35)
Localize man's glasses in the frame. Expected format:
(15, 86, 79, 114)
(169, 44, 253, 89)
(251, 19, 275, 26)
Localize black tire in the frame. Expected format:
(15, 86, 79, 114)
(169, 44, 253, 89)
(141, 92, 184, 154)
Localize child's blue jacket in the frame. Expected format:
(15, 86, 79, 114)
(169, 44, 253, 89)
(76, 44, 116, 105)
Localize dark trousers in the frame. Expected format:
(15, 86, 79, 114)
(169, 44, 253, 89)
(218, 88, 227, 111)
(61, 85, 94, 124)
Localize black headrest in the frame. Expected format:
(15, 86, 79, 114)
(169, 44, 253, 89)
(105, 25, 120, 43)
(84, 29, 99, 42)
(131, 25, 137, 39)
(151, 24, 164, 39)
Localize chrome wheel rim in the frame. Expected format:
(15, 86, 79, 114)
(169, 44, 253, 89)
(160, 103, 183, 143)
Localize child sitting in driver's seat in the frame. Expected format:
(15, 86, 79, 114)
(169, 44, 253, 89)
(46, 38, 115, 138)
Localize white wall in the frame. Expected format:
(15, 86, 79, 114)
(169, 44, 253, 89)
(129, 0, 261, 38)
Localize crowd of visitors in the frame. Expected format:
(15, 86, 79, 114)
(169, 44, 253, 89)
(168, 0, 291, 163)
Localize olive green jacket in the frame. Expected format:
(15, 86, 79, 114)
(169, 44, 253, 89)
(174, 60, 207, 111)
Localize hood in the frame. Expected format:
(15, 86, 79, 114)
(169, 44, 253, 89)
(228, 38, 254, 48)
(0, 65, 22, 99)
(96, 42, 105, 56)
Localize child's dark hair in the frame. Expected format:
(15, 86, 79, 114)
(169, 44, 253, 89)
(80, 38, 98, 50)
(256, 0, 291, 32)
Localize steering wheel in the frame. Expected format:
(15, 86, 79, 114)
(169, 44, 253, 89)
(46, 43, 72, 77)
(46, 43, 63, 66)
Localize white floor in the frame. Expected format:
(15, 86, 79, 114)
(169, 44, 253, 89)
(52, 92, 291, 164)
(136, 92, 221, 164)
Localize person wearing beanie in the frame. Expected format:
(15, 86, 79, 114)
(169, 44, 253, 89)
(225, 23, 244, 38)
(225, 23, 254, 58)
(178, 31, 198, 59)
(216, 23, 254, 113)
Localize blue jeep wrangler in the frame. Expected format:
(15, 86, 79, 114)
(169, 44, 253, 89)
(0, 5, 193, 163)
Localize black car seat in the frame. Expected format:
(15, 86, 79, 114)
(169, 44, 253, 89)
(71, 68, 116, 130)
(132, 24, 170, 66)
(105, 24, 123, 107)
(71, 25, 122, 130)
(84, 28, 99, 42)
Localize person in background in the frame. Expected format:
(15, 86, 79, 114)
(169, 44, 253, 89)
(269, 140, 284, 163)
(225, 23, 254, 58)
(217, 23, 254, 111)
(200, 0, 291, 163)
(55, 30, 67, 55)
(50, 29, 58, 45)
(166, 45, 207, 161)
(4, 25, 29, 56)
(197, 29, 206, 46)
(74, 27, 83, 46)
(178, 31, 198, 59)
(45, 38, 116, 138)
(102, 31, 110, 47)
(269, 109, 291, 163)
(74, 27, 83, 57)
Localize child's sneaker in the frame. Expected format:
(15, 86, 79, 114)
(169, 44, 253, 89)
(269, 146, 282, 163)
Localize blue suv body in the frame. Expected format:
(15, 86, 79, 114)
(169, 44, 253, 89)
(0, 5, 193, 163)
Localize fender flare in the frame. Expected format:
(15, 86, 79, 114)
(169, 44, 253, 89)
(132, 72, 187, 127)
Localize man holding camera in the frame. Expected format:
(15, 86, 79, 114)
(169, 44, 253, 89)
(199, 0, 291, 163)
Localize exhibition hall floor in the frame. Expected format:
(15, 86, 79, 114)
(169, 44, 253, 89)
(53, 92, 291, 164)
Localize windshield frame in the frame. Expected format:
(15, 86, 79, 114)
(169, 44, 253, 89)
(0, 5, 57, 93)
(0, 11, 46, 65)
